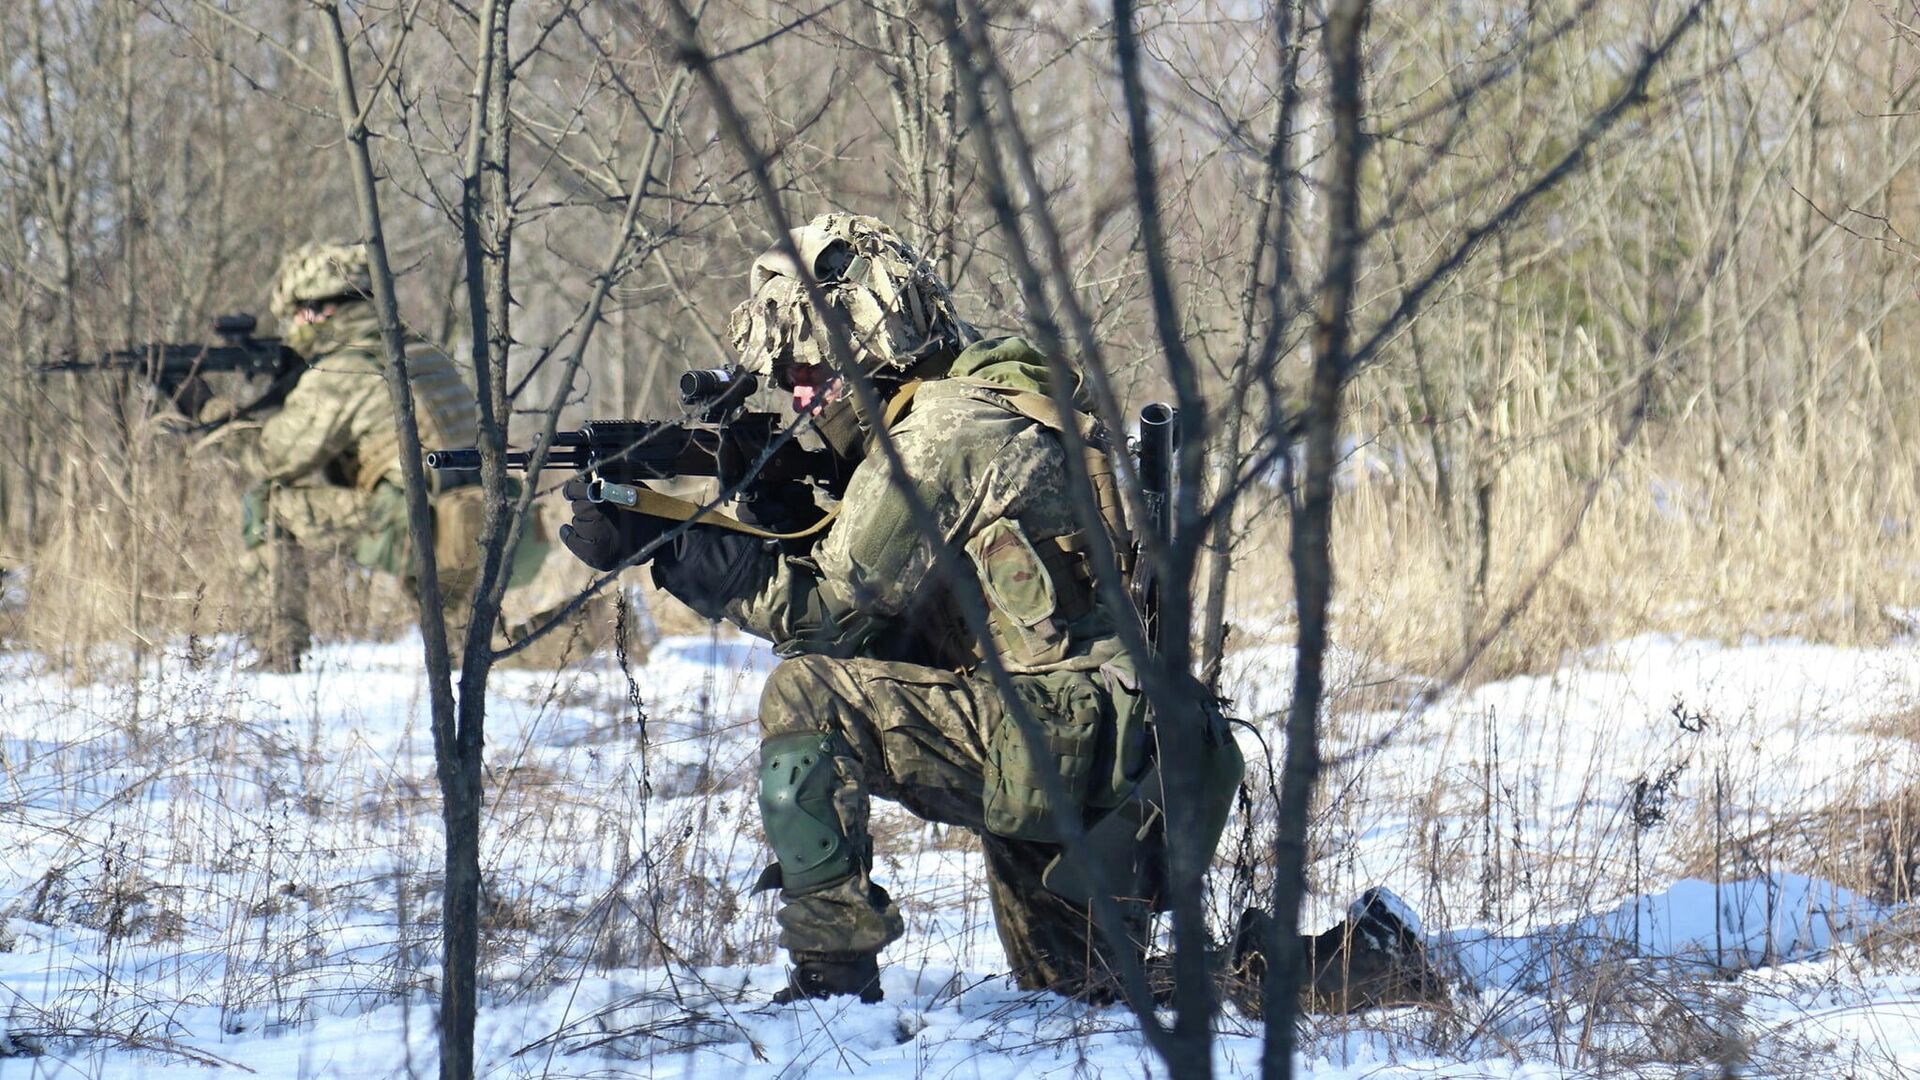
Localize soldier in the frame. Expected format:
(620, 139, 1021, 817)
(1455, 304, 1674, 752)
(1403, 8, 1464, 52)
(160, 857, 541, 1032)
(220, 241, 564, 670)
(560, 214, 1223, 1002)
(563, 214, 1442, 1008)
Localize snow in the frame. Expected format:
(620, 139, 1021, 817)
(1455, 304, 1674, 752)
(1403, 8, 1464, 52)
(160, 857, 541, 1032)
(1442, 874, 1883, 992)
(1, 629, 1917, 1077)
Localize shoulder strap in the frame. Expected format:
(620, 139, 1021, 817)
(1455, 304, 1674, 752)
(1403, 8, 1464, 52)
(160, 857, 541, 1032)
(985, 388, 1135, 575)
(881, 379, 921, 429)
(993, 387, 1078, 437)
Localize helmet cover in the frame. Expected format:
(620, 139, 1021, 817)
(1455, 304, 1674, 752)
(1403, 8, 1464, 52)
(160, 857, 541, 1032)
(269, 241, 373, 323)
(727, 213, 973, 380)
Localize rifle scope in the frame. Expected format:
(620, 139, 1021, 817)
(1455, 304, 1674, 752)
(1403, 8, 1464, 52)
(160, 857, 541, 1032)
(680, 367, 758, 403)
(213, 313, 258, 338)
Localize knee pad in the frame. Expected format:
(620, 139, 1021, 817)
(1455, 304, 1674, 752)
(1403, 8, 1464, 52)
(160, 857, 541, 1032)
(759, 731, 856, 895)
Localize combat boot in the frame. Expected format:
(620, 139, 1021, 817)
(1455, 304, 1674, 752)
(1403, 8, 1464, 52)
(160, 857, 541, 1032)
(771, 951, 884, 1004)
(1304, 886, 1443, 1010)
(1227, 887, 1444, 1015)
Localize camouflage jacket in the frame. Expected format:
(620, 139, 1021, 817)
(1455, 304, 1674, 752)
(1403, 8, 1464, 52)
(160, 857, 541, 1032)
(712, 337, 1130, 677)
(255, 304, 476, 492)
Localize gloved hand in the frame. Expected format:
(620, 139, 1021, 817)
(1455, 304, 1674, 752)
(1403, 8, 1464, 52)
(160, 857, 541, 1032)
(558, 478, 669, 572)
(651, 524, 770, 620)
(152, 378, 220, 434)
(735, 479, 826, 536)
(194, 395, 243, 426)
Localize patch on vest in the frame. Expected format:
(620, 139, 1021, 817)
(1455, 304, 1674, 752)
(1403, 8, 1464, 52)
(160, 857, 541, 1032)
(968, 518, 1057, 630)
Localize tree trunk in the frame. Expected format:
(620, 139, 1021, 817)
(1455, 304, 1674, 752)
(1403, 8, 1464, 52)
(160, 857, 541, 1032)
(1263, 3, 1367, 1077)
(316, 5, 471, 1076)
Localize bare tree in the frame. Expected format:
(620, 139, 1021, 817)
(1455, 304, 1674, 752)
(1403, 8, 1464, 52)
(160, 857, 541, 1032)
(12, 0, 1918, 1075)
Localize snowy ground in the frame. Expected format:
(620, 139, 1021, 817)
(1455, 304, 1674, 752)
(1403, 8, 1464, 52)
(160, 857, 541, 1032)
(1, 628, 1917, 1077)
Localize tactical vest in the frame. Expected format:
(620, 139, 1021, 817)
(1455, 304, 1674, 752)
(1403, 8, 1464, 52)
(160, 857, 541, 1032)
(351, 339, 480, 493)
(928, 378, 1163, 845)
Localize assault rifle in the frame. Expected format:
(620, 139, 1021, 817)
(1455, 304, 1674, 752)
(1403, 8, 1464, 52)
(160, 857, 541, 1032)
(425, 366, 850, 533)
(36, 313, 304, 423)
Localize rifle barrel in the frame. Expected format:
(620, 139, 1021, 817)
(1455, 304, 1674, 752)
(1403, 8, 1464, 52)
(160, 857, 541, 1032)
(423, 445, 591, 472)
(1138, 402, 1175, 519)
(1134, 402, 1177, 649)
(424, 448, 483, 471)
(38, 342, 290, 378)
(423, 413, 838, 495)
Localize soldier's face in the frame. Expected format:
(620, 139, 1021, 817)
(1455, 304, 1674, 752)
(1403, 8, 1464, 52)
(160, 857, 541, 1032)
(781, 361, 841, 414)
(283, 302, 345, 357)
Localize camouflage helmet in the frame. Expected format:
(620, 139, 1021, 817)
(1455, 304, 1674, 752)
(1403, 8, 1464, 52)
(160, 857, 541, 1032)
(268, 241, 373, 323)
(727, 213, 974, 380)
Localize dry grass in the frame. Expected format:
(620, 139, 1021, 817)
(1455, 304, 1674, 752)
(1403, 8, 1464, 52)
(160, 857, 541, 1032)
(9, 419, 411, 676)
(1224, 330, 1920, 688)
(0, 416, 681, 677)
(1207, 334, 1920, 1072)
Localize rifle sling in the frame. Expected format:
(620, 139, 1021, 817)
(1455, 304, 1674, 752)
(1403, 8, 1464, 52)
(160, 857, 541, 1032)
(611, 486, 842, 541)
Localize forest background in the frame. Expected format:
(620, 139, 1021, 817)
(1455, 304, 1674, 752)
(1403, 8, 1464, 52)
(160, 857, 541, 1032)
(4, 0, 1916, 674)
(3, 1, 1920, 1078)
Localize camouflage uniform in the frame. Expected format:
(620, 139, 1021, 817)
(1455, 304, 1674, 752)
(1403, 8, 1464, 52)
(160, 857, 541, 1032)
(250, 303, 481, 570)
(632, 216, 1432, 1009)
(730, 339, 1155, 994)
(239, 243, 484, 664)
(648, 216, 1171, 998)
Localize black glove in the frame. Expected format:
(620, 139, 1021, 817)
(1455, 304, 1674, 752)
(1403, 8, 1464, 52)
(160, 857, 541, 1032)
(652, 525, 771, 620)
(558, 478, 668, 572)
(735, 480, 825, 535)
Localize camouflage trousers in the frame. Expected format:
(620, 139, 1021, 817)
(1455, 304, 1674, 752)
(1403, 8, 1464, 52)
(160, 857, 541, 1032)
(240, 484, 368, 666)
(758, 654, 1150, 997)
(243, 482, 482, 663)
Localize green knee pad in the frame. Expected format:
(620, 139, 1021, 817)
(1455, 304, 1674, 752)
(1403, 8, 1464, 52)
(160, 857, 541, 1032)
(760, 731, 856, 895)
